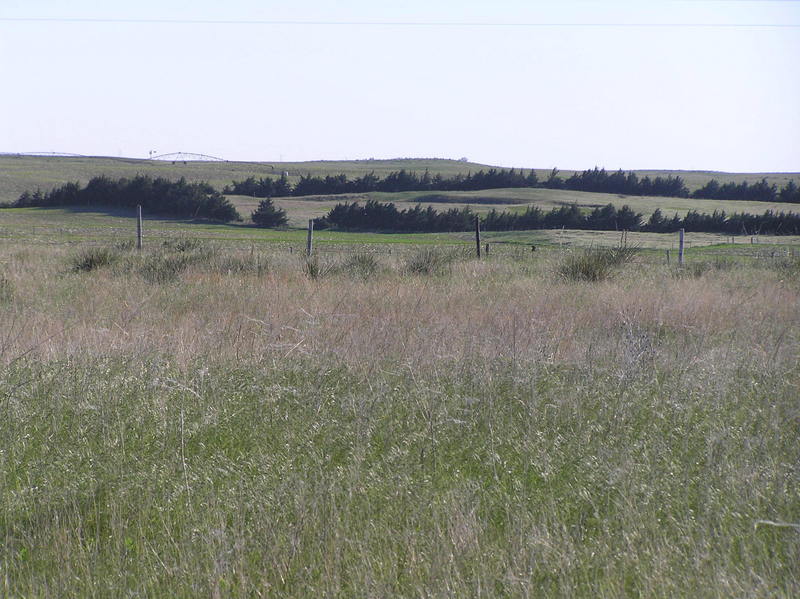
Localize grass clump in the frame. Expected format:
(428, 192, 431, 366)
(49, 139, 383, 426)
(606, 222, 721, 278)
(210, 253, 270, 276)
(138, 252, 196, 283)
(0, 274, 13, 303)
(558, 245, 639, 282)
(69, 247, 120, 272)
(335, 252, 382, 280)
(162, 237, 206, 253)
(405, 247, 460, 275)
(303, 255, 334, 280)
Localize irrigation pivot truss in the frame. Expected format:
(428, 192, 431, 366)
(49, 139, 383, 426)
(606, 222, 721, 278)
(148, 152, 227, 162)
(0, 151, 228, 162)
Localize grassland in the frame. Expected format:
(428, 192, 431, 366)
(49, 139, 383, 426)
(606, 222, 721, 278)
(1, 155, 798, 205)
(0, 233, 798, 597)
(3, 205, 800, 252)
(1, 158, 799, 596)
(226, 188, 800, 230)
(0, 156, 489, 205)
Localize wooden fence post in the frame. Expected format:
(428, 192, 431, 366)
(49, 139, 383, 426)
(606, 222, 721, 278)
(475, 216, 481, 259)
(136, 205, 143, 250)
(666, 249, 670, 265)
(678, 228, 685, 265)
(306, 220, 314, 257)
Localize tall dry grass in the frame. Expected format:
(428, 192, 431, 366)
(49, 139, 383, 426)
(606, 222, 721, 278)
(1, 241, 798, 597)
(1, 244, 797, 375)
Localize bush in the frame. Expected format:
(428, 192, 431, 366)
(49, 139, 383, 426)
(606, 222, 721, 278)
(558, 246, 639, 282)
(336, 253, 381, 280)
(138, 252, 195, 284)
(70, 247, 120, 272)
(210, 253, 269, 276)
(162, 237, 205, 253)
(404, 248, 460, 275)
(0, 275, 13, 304)
(302, 256, 334, 280)
(251, 199, 288, 227)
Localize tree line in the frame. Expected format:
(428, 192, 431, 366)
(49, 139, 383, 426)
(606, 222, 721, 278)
(12, 175, 241, 221)
(314, 200, 800, 236)
(225, 168, 799, 204)
(691, 178, 799, 203)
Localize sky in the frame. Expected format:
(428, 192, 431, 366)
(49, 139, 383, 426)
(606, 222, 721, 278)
(1, 0, 798, 172)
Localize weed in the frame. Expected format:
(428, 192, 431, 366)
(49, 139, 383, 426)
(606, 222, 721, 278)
(336, 253, 381, 280)
(138, 252, 194, 283)
(0, 275, 13, 303)
(405, 247, 460, 275)
(558, 246, 638, 282)
(113, 239, 136, 251)
(303, 255, 334, 280)
(211, 253, 270, 276)
(162, 237, 205, 253)
(675, 257, 735, 279)
(70, 247, 120, 272)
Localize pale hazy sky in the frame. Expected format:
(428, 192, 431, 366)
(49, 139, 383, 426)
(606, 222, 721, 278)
(1, 1, 798, 171)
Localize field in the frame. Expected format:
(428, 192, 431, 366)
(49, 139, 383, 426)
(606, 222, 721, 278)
(227, 188, 800, 230)
(2, 155, 798, 205)
(1, 221, 799, 596)
(3, 205, 800, 252)
(1, 157, 799, 596)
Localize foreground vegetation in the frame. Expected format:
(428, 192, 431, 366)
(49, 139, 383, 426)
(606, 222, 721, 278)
(1, 236, 798, 597)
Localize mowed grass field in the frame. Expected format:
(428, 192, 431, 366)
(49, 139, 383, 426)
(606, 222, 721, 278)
(0, 230, 798, 596)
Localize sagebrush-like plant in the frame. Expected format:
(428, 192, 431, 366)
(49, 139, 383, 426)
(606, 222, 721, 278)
(405, 247, 460, 275)
(70, 247, 120, 272)
(558, 246, 639, 282)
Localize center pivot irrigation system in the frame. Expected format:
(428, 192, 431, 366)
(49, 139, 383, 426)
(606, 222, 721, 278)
(147, 152, 228, 162)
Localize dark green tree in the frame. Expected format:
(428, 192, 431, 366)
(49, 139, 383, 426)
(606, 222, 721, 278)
(251, 198, 288, 227)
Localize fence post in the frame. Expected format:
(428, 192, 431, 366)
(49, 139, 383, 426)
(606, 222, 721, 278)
(666, 249, 670, 265)
(485, 243, 490, 256)
(475, 216, 481, 259)
(136, 205, 143, 250)
(306, 220, 314, 256)
(678, 228, 685, 265)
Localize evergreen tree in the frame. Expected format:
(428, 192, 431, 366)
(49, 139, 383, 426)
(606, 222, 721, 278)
(251, 198, 288, 227)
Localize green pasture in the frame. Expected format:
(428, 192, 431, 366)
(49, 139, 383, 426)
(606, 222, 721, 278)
(2, 206, 798, 252)
(230, 188, 800, 229)
(1, 155, 798, 206)
(0, 156, 488, 204)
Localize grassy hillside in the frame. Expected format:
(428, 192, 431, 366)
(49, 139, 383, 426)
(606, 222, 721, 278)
(0, 156, 490, 204)
(1, 155, 797, 205)
(225, 188, 800, 230)
(2, 206, 798, 251)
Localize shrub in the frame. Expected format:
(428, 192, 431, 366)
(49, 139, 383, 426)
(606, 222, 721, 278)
(210, 253, 269, 276)
(302, 256, 335, 280)
(70, 247, 120, 272)
(404, 247, 460, 275)
(0, 275, 13, 304)
(162, 237, 205, 253)
(138, 252, 195, 284)
(336, 253, 381, 280)
(251, 199, 288, 227)
(558, 246, 638, 282)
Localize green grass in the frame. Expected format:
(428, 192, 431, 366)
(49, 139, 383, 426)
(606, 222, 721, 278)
(2, 155, 797, 206)
(0, 236, 798, 596)
(2, 206, 800, 252)
(2, 355, 798, 597)
(0, 156, 489, 204)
